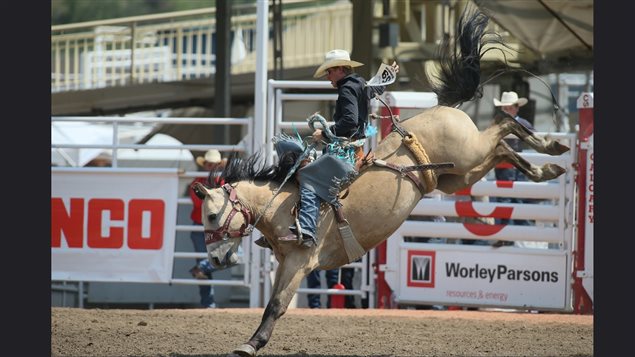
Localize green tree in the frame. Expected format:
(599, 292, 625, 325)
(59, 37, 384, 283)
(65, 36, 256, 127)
(52, 0, 217, 25)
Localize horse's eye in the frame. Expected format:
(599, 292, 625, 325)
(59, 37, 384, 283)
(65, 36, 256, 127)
(207, 213, 217, 223)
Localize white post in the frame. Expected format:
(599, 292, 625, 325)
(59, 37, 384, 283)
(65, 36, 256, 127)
(253, 0, 269, 160)
(252, 0, 269, 307)
(249, 230, 262, 308)
(267, 79, 276, 164)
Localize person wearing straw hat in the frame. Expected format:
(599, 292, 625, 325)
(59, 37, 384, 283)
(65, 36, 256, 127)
(277, 49, 399, 248)
(195, 149, 221, 168)
(491, 91, 535, 243)
(188, 149, 225, 307)
(493, 91, 534, 148)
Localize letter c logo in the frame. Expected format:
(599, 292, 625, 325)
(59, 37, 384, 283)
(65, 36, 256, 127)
(454, 184, 515, 236)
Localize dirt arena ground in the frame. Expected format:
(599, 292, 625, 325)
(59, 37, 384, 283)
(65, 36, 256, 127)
(52, 307, 592, 357)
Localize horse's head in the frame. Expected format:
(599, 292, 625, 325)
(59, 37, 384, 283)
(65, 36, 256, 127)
(192, 182, 253, 270)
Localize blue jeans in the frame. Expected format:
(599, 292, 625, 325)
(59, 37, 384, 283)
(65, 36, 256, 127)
(290, 184, 321, 241)
(191, 226, 215, 308)
(494, 168, 531, 226)
(306, 269, 339, 308)
(307, 268, 356, 308)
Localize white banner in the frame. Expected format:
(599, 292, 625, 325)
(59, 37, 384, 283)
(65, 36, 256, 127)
(51, 169, 179, 283)
(391, 244, 568, 309)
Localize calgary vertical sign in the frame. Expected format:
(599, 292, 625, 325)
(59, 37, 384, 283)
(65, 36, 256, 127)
(574, 92, 594, 313)
(582, 133, 593, 302)
(51, 169, 179, 283)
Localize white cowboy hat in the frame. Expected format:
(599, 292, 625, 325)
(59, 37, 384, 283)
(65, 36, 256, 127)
(313, 49, 364, 78)
(493, 91, 528, 107)
(195, 149, 221, 167)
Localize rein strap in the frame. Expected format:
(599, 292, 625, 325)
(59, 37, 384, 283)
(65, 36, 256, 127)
(372, 159, 428, 196)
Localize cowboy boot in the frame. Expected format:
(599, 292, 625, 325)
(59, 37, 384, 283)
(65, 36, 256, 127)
(254, 236, 272, 249)
(278, 231, 316, 248)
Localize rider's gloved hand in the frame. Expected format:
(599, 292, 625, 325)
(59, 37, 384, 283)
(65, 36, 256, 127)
(391, 61, 400, 75)
(311, 129, 323, 143)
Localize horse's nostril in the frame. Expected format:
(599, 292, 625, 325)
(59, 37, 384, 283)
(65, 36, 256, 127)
(211, 257, 222, 267)
(227, 252, 238, 266)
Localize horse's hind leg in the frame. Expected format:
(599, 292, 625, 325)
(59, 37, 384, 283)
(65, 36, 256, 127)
(232, 254, 315, 357)
(436, 141, 566, 194)
(495, 113, 569, 155)
(436, 152, 499, 194)
(494, 140, 566, 181)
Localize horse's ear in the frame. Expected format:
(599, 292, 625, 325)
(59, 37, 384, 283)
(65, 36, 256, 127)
(192, 182, 208, 199)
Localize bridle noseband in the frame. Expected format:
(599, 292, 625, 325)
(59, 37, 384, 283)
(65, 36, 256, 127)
(204, 183, 254, 245)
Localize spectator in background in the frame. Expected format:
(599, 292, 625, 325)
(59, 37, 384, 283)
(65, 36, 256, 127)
(188, 149, 225, 308)
(84, 151, 112, 167)
(306, 268, 356, 308)
(306, 269, 338, 309)
(491, 91, 535, 247)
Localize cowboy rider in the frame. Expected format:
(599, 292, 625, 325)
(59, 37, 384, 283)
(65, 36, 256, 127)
(275, 49, 399, 248)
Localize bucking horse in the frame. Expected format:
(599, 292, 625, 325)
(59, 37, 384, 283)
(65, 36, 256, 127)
(191, 6, 569, 356)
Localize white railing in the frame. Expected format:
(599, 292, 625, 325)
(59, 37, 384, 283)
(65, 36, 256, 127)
(51, 1, 352, 92)
(51, 116, 252, 166)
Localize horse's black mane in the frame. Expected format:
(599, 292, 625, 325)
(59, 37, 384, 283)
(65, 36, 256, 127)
(210, 150, 299, 186)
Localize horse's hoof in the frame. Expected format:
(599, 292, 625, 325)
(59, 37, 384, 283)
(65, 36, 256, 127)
(536, 164, 567, 181)
(548, 141, 570, 155)
(233, 343, 256, 357)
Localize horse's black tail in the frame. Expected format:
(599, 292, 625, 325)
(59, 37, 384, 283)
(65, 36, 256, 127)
(428, 6, 511, 107)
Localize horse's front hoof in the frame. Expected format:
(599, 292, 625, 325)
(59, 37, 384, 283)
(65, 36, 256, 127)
(233, 343, 256, 357)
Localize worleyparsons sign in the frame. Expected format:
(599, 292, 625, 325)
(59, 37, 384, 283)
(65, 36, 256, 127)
(398, 246, 568, 309)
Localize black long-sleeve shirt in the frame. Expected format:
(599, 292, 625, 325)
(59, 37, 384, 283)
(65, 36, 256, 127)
(330, 73, 386, 140)
(504, 115, 535, 152)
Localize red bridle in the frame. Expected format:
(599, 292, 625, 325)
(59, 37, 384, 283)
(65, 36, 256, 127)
(204, 183, 254, 245)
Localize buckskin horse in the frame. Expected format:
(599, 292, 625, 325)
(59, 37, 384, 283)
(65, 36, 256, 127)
(192, 7, 569, 357)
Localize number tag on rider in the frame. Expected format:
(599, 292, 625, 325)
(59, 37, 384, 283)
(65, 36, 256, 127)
(366, 63, 396, 87)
